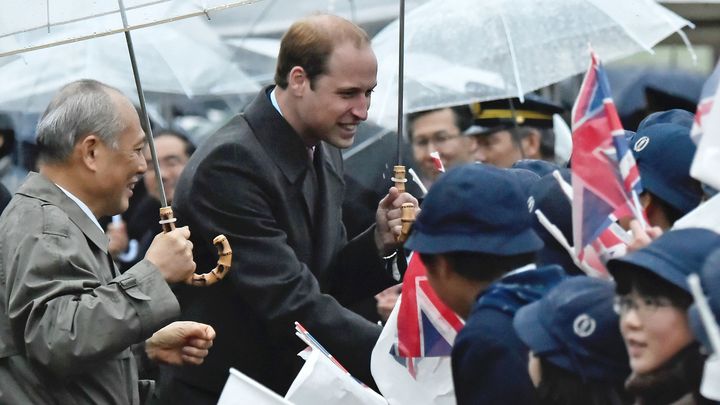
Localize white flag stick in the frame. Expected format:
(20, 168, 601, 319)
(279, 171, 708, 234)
(688, 274, 720, 354)
(534, 209, 601, 277)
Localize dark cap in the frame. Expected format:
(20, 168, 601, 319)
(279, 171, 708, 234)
(506, 167, 541, 197)
(466, 94, 564, 136)
(512, 159, 560, 178)
(528, 169, 572, 241)
(607, 228, 720, 293)
(405, 163, 543, 255)
(631, 109, 702, 215)
(688, 248, 720, 353)
(514, 276, 630, 382)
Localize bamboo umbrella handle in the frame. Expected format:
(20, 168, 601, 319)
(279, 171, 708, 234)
(392, 166, 415, 242)
(399, 203, 415, 242)
(159, 206, 232, 287)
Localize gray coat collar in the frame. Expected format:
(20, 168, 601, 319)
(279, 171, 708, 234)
(16, 172, 109, 254)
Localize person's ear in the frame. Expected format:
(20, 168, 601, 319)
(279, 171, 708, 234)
(78, 134, 101, 172)
(433, 255, 455, 282)
(639, 192, 652, 210)
(520, 129, 541, 159)
(287, 66, 308, 97)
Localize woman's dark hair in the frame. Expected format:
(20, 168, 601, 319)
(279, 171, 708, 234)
(419, 251, 535, 282)
(613, 266, 692, 309)
(536, 358, 630, 405)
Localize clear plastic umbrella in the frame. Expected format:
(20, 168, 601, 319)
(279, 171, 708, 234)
(370, 0, 695, 129)
(0, 17, 259, 112)
(0, 0, 252, 286)
(0, 0, 261, 57)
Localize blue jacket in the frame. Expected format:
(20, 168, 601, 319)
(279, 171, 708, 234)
(452, 265, 566, 405)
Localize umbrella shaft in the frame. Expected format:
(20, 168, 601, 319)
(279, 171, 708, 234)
(396, 0, 405, 165)
(118, 0, 168, 208)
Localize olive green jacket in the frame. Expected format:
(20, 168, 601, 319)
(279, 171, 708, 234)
(0, 173, 179, 404)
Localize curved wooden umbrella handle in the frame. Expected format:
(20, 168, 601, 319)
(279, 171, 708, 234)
(185, 235, 232, 287)
(158, 207, 233, 287)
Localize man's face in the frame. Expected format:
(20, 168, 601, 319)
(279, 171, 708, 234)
(297, 42, 377, 149)
(143, 135, 190, 204)
(94, 94, 147, 216)
(476, 129, 523, 168)
(411, 109, 477, 181)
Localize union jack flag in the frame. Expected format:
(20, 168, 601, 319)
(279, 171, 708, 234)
(570, 51, 642, 256)
(390, 252, 463, 378)
(691, 59, 720, 144)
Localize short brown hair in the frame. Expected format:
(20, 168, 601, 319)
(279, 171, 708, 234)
(274, 14, 370, 89)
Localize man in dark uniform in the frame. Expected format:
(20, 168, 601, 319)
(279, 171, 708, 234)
(161, 14, 419, 403)
(405, 163, 565, 404)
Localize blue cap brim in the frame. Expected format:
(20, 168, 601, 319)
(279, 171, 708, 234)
(607, 249, 689, 293)
(406, 228, 543, 255)
(514, 301, 559, 354)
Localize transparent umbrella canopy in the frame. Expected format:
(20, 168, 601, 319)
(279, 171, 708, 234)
(0, 17, 259, 112)
(0, 0, 254, 286)
(369, 0, 695, 129)
(0, 0, 261, 57)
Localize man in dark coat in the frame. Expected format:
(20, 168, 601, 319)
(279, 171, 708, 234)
(405, 163, 565, 405)
(160, 14, 419, 403)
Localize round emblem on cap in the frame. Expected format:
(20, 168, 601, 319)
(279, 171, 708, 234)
(573, 314, 596, 338)
(527, 196, 535, 212)
(633, 136, 650, 152)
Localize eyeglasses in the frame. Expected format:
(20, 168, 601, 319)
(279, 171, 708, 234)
(411, 132, 462, 148)
(613, 294, 675, 317)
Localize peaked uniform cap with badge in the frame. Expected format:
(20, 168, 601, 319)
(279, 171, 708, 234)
(465, 94, 564, 136)
(513, 276, 630, 383)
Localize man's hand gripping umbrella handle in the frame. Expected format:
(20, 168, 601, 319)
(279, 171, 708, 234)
(159, 206, 232, 286)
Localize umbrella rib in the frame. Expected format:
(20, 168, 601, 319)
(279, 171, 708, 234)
(499, 11, 524, 102)
(585, 0, 654, 54)
(2, 0, 172, 38)
(0, 0, 264, 58)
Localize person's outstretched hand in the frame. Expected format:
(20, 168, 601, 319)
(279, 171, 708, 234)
(146, 321, 216, 366)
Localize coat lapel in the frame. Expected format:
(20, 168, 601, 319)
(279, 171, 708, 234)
(16, 173, 109, 254)
(311, 143, 345, 282)
(244, 87, 318, 228)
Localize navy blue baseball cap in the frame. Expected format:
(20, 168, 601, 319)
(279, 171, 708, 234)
(405, 163, 543, 255)
(607, 228, 720, 293)
(688, 248, 720, 353)
(631, 109, 702, 215)
(506, 167, 541, 198)
(514, 276, 630, 383)
(512, 159, 560, 178)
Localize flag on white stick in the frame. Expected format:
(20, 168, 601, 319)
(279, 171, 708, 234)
(673, 193, 720, 234)
(286, 349, 387, 405)
(371, 294, 456, 405)
(690, 64, 720, 189)
(217, 368, 294, 405)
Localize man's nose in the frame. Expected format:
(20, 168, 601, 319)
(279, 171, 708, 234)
(352, 95, 369, 121)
